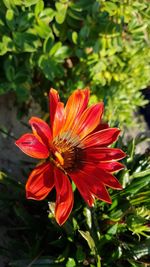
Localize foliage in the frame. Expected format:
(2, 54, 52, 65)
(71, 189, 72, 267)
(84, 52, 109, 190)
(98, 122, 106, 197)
(0, 0, 150, 125)
(0, 1, 150, 266)
(0, 136, 150, 267)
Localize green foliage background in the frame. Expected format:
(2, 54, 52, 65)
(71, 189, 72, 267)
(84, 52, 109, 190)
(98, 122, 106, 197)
(0, 0, 150, 125)
(0, 0, 150, 266)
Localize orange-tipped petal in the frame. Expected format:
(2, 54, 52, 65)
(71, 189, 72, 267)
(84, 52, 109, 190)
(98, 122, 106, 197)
(15, 133, 49, 159)
(49, 88, 60, 129)
(83, 128, 121, 148)
(53, 102, 66, 137)
(29, 117, 52, 148)
(62, 88, 90, 132)
(26, 162, 54, 200)
(54, 168, 73, 225)
(73, 103, 104, 139)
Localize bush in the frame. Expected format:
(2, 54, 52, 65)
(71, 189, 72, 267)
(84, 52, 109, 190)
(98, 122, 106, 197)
(0, 0, 150, 125)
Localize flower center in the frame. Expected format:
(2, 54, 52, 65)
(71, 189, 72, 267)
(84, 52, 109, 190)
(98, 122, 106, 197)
(53, 131, 83, 170)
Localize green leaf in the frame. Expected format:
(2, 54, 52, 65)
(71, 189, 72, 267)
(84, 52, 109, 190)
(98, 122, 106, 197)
(38, 55, 64, 81)
(76, 246, 86, 263)
(66, 258, 76, 267)
(35, 0, 44, 17)
(126, 175, 150, 195)
(5, 65, 15, 81)
(24, 0, 39, 7)
(78, 230, 95, 253)
(13, 32, 40, 52)
(39, 8, 55, 24)
(49, 42, 62, 56)
(54, 46, 70, 60)
(107, 223, 118, 235)
(43, 33, 54, 54)
(5, 9, 15, 30)
(72, 31, 78, 44)
(55, 2, 68, 24)
(35, 19, 51, 38)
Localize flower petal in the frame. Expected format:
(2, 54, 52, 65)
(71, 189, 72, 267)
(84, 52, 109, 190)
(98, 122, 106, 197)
(79, 165, 122, 190)
(54, 168, 73, 225)
(49, 88, 60, 129)
(26, 162, 54, 200)
(70, 169, 111, 204)
(97, 161, 124, 172)
(53, 102, 66, 137)
(97, 169, 123, 189)
(62, 88, 90, 132)
(83, 147, 126, 162)
(69, 172, 94, 207)
(73, 103, 104, 139)
(91, 122, 109, 133)
(15, 133, 49, 159)
(82, 128, 120, 148)
(29, 117, 52, 148)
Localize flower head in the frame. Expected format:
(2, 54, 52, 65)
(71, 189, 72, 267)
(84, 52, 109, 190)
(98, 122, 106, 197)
(15, 88, 126, 225)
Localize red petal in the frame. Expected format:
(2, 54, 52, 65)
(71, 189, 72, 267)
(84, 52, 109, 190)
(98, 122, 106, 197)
(83, 128, 121, 148)
(62, 88, 90, 132)
(26, 162, 54, 200)
(29, 117, 52, 148)
(15, 133, 49, 159)
(83, 147, 126, 162)
(70, 169, 111, 204)
(93, 183, 112, 203)
(69, 172, 94, 207)
(97, 162, 124, 172)
(49, 88, 60, 129)
(98, 169, 123, 189)
(73, 103, 104, 139)
(80, 165, 122, 190)
(53, 102, 66, 137)
(91, 122, 109, 133)
(54, 168, 73, 225)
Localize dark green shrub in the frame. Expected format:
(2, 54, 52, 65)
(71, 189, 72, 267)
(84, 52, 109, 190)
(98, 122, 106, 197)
(0, 0, 150, 125)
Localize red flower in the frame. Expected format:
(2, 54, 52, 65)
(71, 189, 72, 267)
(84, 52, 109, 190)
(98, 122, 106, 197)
(15, 88, 126, 225)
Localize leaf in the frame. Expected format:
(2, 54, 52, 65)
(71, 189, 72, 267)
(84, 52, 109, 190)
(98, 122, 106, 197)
(35, 19, 51, 38)
(39, 8, 55, 24)
(72, 31, 78, 44)
(55, 2, 68, 24)
(5, 9, 15, 30)
(107, 223, 118, 236)
(49, 42, 62, 56)
(13, 32, 40, 52)
(78, 230, 95, 253)
(66, 258, 76, 267)
(125, 175, 150, 195)
(24, 0, 39, 7)
(35, 0, 44, 17)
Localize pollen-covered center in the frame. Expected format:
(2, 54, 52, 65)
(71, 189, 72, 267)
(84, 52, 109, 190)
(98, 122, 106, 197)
(53, 131, 83, 170)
